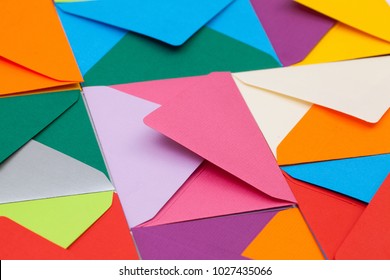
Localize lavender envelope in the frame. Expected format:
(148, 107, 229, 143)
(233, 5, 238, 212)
(132, 210, 278, 260)
(250, 0, 335, 65)
(84, 86, 203, 227)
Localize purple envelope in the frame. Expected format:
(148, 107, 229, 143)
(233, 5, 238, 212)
(133, 210, 278, 260)
(250, 0, 335, 65)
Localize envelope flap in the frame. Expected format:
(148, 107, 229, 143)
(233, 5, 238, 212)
(0, 191, 113, 248)
(0, 0, 82, 82)
(0, 90, 79, 164)
(296, 0, 390, 43)
(144, 72, 296, 203)
(234, 56, 390, 123)
(57, 0, 234, 46)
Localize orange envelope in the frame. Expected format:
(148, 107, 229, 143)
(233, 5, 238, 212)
(284, 172, 366, 259)
(277, 105, 390, 165)
(242, 207, 324, 260)
(335, 174, 390, 260)
(0, 0, 82, 96)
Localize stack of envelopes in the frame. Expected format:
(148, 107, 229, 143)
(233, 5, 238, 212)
(1, 0, 390, 260)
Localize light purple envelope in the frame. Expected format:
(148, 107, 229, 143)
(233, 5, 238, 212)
(83, 86, 203, 227)
(132, 210, 279, 260)
(250, 0, 335, 66)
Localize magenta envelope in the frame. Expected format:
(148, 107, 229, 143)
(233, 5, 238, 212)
(143, 72, 296, 203)
(250, 0, 335, 65)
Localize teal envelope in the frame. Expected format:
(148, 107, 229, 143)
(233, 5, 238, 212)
(83, 27, 280, 87)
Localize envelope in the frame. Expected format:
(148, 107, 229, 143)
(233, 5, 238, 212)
(144, 72, 296, 203)
(241, 207, 325, 260)
(0, 0, 82, 96)
(82, 26, 280, 87)
(0, 193, 139, 260)
(56, 0, 234, 46)
(0, 89, 115, 246)
(231, 56, 390, 164)
(132, 210, 278, 260)
(83, 86, 203, 227)
(282, 154, 390, 202)
(56, 0, 281, 75)
(296, 23, 390, 66)
(284, 173, 366, 259)
(296, 0, 390, 43)
(335, 173, 390, 260)
(250, 0, 335, 66)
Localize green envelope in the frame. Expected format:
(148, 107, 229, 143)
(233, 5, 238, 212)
(83, 27, 280, 86)
(0, 90, 115, 248)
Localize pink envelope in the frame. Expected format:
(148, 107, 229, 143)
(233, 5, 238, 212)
(106, 74, 294, 226)
(143, 72, 296, 203)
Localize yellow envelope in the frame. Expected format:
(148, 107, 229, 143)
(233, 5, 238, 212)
(296, 22, 390, 66)
(0, 0, 82, 96)
(296, 0, 390, 43)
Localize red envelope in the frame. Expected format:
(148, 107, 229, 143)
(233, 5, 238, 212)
(284, 172, 366, 259)
(335, 174, 390, 259)
(0, 194, 139, 260)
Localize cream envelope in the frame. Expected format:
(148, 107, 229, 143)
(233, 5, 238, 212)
(296, 0, 390, 44)
(232, 55, 390, 161)
(0, 0, 82, 96)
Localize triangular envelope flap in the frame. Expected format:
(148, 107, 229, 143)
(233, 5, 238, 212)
(144, 72, 296, 203)
(0, 0, 82, 81)
(83, 86, 203, 227)
(0, 191, 113, 249)
(234, 56, 390, 123)
(0, 140, 114, 204)
(133, 211, 277, 260)
(57, 0, 234, 46)
(0, 90, 79, 164)
(284, 173, 366, 259)
(296, 0, 390, 43)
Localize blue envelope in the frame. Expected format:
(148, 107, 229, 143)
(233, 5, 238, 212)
(282, 154, 390, 203)
(56, 0, 280, 75)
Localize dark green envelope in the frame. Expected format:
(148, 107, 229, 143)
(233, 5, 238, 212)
(0, 90, 108, 178)
(83, 27, 281, 86)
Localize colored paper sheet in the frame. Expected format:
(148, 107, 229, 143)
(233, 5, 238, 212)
(336, 174, 390, 259)
(0, 140, 113, 204)
(207, 0, 280, 63)
(277, 105, 390, 165)
(144, 72, 296, 203)
(282, 154, 390, 203)
(284, 173, 366, 259)
(133, 211, 277, 260)
(56, 6, 126, 75)
(84, 86, 203, 227)
(234, 56, 390, 124)
(0, 0, 82, 95)
(83, 27, 280, 87)
(296, 23, 390, 66)
(250, 0, 335, 66)
(140, 161, 292, 227)
(0, 194, 139, 260)
(0, 191, 113, 248)
(296, 0, 390, 43)
(242, 208, 325, 260)
(57, 0, 233, 46)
